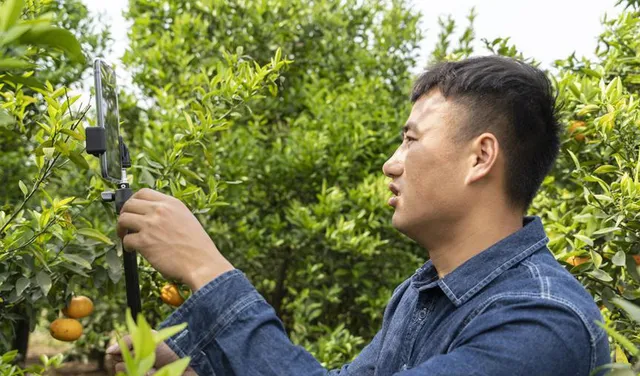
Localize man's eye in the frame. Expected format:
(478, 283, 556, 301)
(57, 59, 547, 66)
(404, 135, 416, 144)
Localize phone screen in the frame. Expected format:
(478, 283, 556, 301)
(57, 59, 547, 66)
(94, 59, 121, 182)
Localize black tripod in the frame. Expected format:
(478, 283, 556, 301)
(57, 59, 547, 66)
(86, 131, 142, 320)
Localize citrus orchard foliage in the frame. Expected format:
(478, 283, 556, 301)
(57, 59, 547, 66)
(1, 0, 640, 374)
(0, 0, 286, 373)
(123, 0, 424, 365)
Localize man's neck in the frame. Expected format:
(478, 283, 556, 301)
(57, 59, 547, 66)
(424, 207, 524, 279)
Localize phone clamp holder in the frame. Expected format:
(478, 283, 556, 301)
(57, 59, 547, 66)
(85, 128, 142, 320)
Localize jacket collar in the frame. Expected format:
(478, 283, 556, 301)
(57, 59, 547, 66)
(411, 216, 549, 307)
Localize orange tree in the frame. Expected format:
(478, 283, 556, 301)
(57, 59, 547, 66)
(0, 0, 286, 373)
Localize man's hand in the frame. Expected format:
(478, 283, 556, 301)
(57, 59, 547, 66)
(106, 334, 197, 375)
(116, 188, 234, 291)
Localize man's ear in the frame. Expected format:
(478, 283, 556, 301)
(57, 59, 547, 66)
(464, 133, 500, 185)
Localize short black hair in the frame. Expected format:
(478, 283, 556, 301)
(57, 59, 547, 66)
(411, 55, 560, 211)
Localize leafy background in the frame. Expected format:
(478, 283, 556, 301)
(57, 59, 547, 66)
(1, 0, 640, 375)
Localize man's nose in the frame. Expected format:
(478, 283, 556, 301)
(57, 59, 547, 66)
(383, 152, 404, 179)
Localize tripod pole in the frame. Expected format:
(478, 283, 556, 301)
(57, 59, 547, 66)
(115, 182, 142, 320)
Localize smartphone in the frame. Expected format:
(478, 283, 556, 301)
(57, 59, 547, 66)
(94, 58, 122, 183)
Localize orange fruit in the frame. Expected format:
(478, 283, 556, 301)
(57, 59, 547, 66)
(633, 254, 640, 265)
(567, 256, 590, 266)
(568, 120, 586, 142)
(50, 318, 83, 342)
(62, 296, 94, 319)
(161, 283, 187, 307)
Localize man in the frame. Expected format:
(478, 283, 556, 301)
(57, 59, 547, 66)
(109, 56, 611, 375)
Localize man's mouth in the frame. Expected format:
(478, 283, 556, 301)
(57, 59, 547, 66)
(388, 183, 400, 207)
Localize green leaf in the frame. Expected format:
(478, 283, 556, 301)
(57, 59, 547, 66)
(613, 251, 627, 267)
(16, 277, 29, 296)
(567, 150, 580, 170)
(60, 263, 89, 277)
(106, 247, 120, 273)
(597, 321, 639, 356)
(154, 358, 191, 376)
(581, 68, 602, 79)
(606, 366, 636, 376)
(60, 128, 85, 141)
(136, 316, 156, 360)
(77, 227, 114, 245)
(69, 151, 89, 170)
(0, 108, 13, 126)
(63, 254, 92, 269)
(1, 72, 44, 89)
(0, 0, 24, 32)
(154, 323, 187, 344)
(593, 165, 618, 174)
(574, 234, 593, 247)
(593, 226, 620, 236)
(117, 335, 136, 373)
(612, 297, 640, 324)
(589, 269, 613, 282)
(18, 25, 85, 63)
(36, 270, 52, 296)
(0, 58, 35, 70)
(18, 180, 28, 197)
(590, 250, 603, 269)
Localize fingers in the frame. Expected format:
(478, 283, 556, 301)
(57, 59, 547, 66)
(117, 212, 145, 239)
(115, 363, 156, 375)
(115, 362, 125, 373)
(122, 232, 145, 252)
(106, 335, 133, 356)
(134, 188, 170, 202)
(121, 198, 155, 215)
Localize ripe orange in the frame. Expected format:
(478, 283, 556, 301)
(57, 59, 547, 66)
(633, 254, 640, 265)
(568, 120, 586, 142)
(62, 296, 94, 319)
(161, 283, 187, 307)
(50, 318, 83, 342)
(567, 256, 590, 266)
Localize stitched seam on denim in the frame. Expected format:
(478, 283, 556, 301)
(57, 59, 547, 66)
(545, 277, 551, 298)
(438, 281, 458, 304)
(405, 298, 437, 367)
(166, 337, 188, 358)
(522, 261, 542, 295)
(522, 260, 536, 279)
(455, 292, 600, 372)
(522, 260, 550, 299)
(165, 336, 217, 375)
(446, 237, 548, 305)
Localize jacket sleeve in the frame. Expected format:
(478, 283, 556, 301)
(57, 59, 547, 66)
(158, 269, 383, 376)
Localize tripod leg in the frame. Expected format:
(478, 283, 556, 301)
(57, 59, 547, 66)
(116, 186, 142, 320)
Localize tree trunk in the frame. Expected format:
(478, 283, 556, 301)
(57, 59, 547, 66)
(12, 315, 29, 367)
(271, 257, 290, 320)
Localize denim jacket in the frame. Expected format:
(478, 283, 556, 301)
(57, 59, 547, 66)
(159, 216, 610, 375)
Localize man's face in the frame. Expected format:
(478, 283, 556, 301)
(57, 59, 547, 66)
(382, 90, 470, 240)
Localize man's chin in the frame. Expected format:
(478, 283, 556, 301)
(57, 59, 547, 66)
(391, 211, 425, 239)
(391, 212, 408, 233)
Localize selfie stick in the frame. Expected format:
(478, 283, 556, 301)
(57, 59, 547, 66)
(86, 119, 142, 321)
